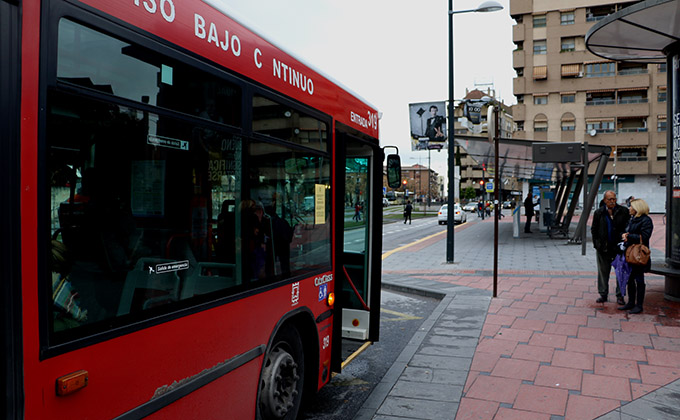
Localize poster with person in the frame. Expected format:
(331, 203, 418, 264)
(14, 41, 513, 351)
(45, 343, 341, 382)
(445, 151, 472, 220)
(409, 101, 448, 151)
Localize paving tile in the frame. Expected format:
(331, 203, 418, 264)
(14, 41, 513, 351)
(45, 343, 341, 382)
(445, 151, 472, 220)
(408, 354, 472, 371)
(512, 318, 548, 332)
(533, 365, 582, 390)
(523, 294, 551, 304)
(390, 380, 463, 401)
(557, 290, 584, 299)
(565, 306, 597, 316)
(565, 337, 605, 355)
(485, 314, 518, 326)
(620, 397, 680, 420)
(630, 382, 659, 399)
(511, 301, 541, 310)
(552, 350, 594, 370)
(543, 323, 579, 336)
(376, 396, 458, 420)
(650, 336, 680, 352)
(471, 352, 501, 372)
(536, 303, 568, 313)
(620, 321, 658, 334)
(581, 373, 632, 401)
(638, 364, 680, 386)
(511, 344, 554, 363)
(455, 397, 499, 420)
(656, 325, 680, 338)
(432, 369, 469, 385)
(475, 338, 517, 356)
(493, 407, 551, 420)
(548, 296, 576, 306)
(523, 311, 558, 322)
(577, 326, 614, 342)
(513, 384, 569, 416)
(464, 370, 481, 393)
(613, 331, 653, 347)
(645, 348, 680, 368)
(494, 327, 534, 343)
(481, 323, 502, 338)
(604, 343, 648, 361)
(464, 375, 522, 404)
(529, 332, 568, 349)
(490, 358, 540, 381)
(556, 314, 589, 326)
(497, 307, 530, 318)
(593, 357, 640, 379)
(587, 316, 622, 330)
(564, 394, 620, 420)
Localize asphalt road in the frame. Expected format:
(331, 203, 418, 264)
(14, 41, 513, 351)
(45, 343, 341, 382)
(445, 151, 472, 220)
(298, 289, 440, 420)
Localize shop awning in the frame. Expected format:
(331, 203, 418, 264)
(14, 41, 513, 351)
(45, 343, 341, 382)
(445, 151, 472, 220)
(586, 0, 680, 63)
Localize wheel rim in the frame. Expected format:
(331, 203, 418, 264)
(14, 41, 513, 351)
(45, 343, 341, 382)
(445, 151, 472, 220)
(259, 346, 300, 419)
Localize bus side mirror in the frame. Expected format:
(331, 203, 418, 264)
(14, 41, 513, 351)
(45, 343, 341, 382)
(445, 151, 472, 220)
(386, 154, 401, 189)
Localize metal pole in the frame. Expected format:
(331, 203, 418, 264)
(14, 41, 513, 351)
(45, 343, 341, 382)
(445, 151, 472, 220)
(428, 148, 431, 211)
(493, 106, 500, 298)
(446, 0, 455, 263)
(582, 142, 589, 256)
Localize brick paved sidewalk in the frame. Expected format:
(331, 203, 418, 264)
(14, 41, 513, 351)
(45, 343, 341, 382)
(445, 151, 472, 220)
(369, 213, 680, 420)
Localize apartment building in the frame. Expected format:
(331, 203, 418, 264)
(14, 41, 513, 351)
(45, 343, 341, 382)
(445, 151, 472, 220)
(510, 0, 667, 211)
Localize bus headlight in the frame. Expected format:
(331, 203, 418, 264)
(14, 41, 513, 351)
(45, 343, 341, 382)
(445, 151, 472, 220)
(327, 292, 335, 307)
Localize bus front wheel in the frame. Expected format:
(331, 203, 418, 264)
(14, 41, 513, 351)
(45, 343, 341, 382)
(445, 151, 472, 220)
(258, 325, 305, 420)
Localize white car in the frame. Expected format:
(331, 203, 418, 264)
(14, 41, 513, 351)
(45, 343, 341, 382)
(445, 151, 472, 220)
(438, 204, 467, 225)
(462, 202, 478, 212)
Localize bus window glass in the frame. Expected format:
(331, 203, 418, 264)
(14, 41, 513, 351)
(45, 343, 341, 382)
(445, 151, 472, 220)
(252, 95, 328, 152)
(246, 141, 331, 280)
(47, 90, 245, 343)
(57, 19, 241, 127)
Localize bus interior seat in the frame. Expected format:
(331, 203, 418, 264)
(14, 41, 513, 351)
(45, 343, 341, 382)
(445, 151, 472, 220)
(180, 262, 238, 299)
(117, 258, 180, 316)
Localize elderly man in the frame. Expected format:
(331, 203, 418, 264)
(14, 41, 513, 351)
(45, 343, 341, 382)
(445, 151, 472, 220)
(591, 190, 630, 304)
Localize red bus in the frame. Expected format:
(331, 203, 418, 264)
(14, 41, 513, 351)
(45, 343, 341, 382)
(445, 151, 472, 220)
(0, 0, 401, 418)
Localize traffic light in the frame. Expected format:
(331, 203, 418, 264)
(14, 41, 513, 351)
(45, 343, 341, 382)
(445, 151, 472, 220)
(402, 179, 407, 186)
(482, 163, 486, 171)
(479, 180, 484, 185)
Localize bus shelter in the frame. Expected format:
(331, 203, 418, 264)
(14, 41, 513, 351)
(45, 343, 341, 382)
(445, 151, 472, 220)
(586, 0, 680, 300)
(454, 135, 610, 244)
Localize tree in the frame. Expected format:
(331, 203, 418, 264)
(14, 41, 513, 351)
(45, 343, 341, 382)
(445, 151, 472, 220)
(462, 186, 476, 200)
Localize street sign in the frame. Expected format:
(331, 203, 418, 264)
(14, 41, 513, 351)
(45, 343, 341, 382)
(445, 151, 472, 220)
(485, 182, 494, 193)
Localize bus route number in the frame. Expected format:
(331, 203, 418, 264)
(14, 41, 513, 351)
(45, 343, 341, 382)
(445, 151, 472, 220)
(133, 0, 176, 23)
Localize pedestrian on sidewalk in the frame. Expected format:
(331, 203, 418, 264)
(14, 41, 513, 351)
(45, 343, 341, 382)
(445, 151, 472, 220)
(523, 192, 534, 233)
(619, 198, 653, 314)
(591, 190, 630, 304)
(403, 200, 413, 224)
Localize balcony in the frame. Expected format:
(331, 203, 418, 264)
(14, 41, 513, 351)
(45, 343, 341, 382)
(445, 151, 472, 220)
(585, 99, 615, 106)
(618, 68, 648, 76)
(513, 49, 525, 69)
(618, 98, 648, 104)
(513, 23, 525, 43)
(618, 127, 648, 133)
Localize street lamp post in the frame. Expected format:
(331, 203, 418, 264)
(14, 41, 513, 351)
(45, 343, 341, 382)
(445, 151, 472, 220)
(446, 0, 503, 263)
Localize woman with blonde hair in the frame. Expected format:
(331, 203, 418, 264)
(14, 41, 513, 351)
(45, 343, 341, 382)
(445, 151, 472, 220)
(619, 198, 653, 314)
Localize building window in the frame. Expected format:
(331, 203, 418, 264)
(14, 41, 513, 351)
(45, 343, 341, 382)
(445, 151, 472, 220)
(515, 67, 524, 77)
(586, 91, 615, 105)
(561, 121, 575, 131)
(658, 116, 667, 132)
(534, 120, 548, 132)
(586, 120, 615, 133)
(561, 37, 575, 52)
(561, 11, 575, 25)
(517, 121, 524, 131)
(658, 145, 667, 161)
(532, 66, 547, 80)
(618, 90, 648, 104)
(658, 87, 667, 102)
(617, 117, 647, 133)
(515, 41, 524, 51)
(533, 15, 546, 28)
(516, 95, 524, 104)
(617, 146, 647, 162)
(618, 62, 648, 76)
(534, 95, 548, 105)
(585, 62, 615, 77)
(533, 40, 547, 55)
(561, 64, 581, 78)
(659, 63, 667, 72)
(561, 94, 575, 103)
(587, 5, 615, 21)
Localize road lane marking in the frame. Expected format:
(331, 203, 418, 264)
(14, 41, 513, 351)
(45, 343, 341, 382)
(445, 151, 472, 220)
(381, 230, 446, 260)
(380, 308, 423, 321)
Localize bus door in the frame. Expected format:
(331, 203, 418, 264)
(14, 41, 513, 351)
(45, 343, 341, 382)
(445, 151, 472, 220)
(335, 133, 382, 346)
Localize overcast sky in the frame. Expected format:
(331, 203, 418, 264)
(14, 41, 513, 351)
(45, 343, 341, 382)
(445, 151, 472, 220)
(216, 0, 516, 180)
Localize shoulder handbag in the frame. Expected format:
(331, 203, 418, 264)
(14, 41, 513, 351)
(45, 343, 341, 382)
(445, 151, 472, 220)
(625, 236, 650, 266)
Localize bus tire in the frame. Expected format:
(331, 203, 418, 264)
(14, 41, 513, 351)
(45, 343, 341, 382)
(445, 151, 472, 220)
(258, 324, 305, 420)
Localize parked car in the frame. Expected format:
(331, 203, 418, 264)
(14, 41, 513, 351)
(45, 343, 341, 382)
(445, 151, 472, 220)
(438, 204, 467, 225)
(462, 202, 478, 212)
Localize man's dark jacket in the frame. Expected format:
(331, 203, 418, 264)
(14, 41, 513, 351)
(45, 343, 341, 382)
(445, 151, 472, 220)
(591, 204, 630, 255)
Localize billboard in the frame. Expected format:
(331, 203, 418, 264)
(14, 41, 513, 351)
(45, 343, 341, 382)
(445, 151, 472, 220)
(409, 101, 448, 151)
